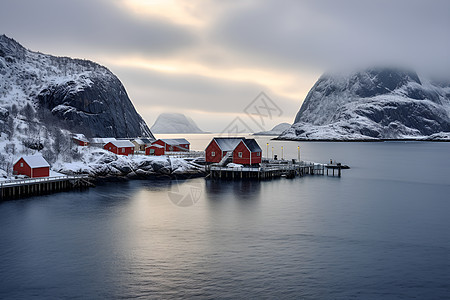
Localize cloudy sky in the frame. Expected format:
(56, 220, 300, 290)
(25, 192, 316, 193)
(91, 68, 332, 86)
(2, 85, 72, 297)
(2, 0, 450, 132)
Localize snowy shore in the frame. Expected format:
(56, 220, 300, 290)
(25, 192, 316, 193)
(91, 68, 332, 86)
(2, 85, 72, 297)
(55, 148, 206, 180)
(1, 147, 206, 182)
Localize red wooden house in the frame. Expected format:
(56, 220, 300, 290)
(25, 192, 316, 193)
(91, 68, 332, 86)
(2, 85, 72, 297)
(205, 137, 245, 164)
(73, 137, 89, 146)
(13, 155, 50, 178)
(72, 134, 89, 146)
(104, 140, 135, 156)
(145, 144, 165, 156)
(151, 139, 190, 152)
(233, 139, 262, 165)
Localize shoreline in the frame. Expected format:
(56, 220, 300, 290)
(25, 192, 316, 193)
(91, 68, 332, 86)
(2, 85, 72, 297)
(272, 137, 450, 142)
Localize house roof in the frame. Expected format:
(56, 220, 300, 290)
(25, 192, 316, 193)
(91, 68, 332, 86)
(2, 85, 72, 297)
(213, 137, 245, 151)
(91, 137, 117, 144)
(15, 155, 50, 168)
(73, 134, 88, 143)
(159, 138, 190, 145)
(109, 140, 135, 148)
(243, 139, 262, 152)
(148, 144, 165, 149)
(141, 138, 153, 144)
(133, 138, 153, 145)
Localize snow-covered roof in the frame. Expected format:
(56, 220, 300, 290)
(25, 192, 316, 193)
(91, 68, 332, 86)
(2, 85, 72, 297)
(91, 137, 117, 144)
(243, 139, 262, 152)
(148, 144, 165, 148)
(73, 134, 89, 143)
(214, 137, 245, 151)
(109, 140, 135, 148)
(159, 138, 190, 145)
(133, 138, 153, 145)
(14, 155, 50, 168)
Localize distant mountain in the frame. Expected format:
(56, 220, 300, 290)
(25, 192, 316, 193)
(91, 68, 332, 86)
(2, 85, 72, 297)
(253, 122, 291, 135)
(279, 67, 450, 140)
(0, 34, 153, 138)
(151, 113, 207, 134)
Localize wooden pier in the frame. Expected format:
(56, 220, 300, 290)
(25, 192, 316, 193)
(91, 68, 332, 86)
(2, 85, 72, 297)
(207, 161, 334, 180)
(0, 175, 91, 200)
(325, 163, 344, 177)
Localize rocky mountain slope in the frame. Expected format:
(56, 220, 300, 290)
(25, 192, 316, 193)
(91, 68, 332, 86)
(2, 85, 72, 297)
(151, 113, 207, 134)
(279, 67, 450, 140)
(0, 34, 153, 138)
(253, 122, 291, 135)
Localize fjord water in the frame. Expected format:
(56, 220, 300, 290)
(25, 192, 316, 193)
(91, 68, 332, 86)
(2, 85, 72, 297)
(1, 137, 449, 299)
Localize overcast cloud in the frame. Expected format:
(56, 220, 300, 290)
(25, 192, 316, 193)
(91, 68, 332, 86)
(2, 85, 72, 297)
(1, 0, 449, 131)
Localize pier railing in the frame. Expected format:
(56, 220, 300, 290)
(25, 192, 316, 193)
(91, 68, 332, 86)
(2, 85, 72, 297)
(0, 175, 89, 188)
(165, 151, 204, 158)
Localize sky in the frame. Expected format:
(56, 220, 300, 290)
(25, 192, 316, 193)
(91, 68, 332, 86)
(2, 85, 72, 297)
(1, 0, 450, 133)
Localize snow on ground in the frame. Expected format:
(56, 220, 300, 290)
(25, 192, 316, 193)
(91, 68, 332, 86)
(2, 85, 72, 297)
(0, 145, 205, 181)
(52, 146, 205, 178)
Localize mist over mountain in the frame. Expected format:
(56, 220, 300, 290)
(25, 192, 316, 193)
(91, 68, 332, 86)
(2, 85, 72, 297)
(151, 113, 207, 134)
(279, 67, 450, 140)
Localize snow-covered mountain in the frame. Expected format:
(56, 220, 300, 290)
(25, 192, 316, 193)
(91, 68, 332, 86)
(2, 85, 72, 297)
(253, 122, 291, 135)
(151, 113, 207, 134)
(279, 67, 450, 140)
(0, 34, 153, 138)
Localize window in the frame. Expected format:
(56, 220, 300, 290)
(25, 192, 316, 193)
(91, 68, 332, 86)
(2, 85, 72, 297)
(149, 149, 155, 154)
(20, 162, 23, 167)
(238, 152, 243, 158)
(122, 148, 125, 153)
(211, 151, 215, 157)
(257, 152, 260, 156)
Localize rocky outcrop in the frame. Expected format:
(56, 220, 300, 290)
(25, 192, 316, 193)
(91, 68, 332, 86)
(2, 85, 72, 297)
(279, 67, 450, 140)
(0, 34, 154, 138)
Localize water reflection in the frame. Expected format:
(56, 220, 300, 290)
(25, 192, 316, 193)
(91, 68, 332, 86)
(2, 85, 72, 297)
(205, 180, 262, 200)
(1, 142, 450, 299)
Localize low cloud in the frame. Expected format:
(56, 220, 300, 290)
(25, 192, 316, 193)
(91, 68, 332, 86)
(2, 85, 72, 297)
(2, 0, 449, 131)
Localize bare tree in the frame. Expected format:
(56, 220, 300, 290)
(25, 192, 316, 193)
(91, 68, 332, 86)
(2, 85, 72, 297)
(7, 116, 14, 140)
(22, 103, 35, 121)
(53, 128, 65, 159)
(10, 104, 18, 117)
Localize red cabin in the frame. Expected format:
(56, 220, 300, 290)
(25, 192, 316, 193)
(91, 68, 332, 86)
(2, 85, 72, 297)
(73, 137, 89, 146)
(232, 139, 262, 165)
(72, 134, 89, 146)
(205, 137, 245, 164)
(104, 140, 135, 156)
(13, 155, 50, 178)
(151, 139, 190, 152)
(145, 144, 165, 156)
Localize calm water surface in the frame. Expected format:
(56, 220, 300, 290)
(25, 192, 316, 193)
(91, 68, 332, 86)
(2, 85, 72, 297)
(1, 137, 449, 299)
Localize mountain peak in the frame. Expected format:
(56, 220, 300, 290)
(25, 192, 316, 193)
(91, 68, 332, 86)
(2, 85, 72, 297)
(151, 113, 207, 134)
(0, 34, 26, 59)
(284, 67, 450, 140)
(0, 34, 154, 138)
